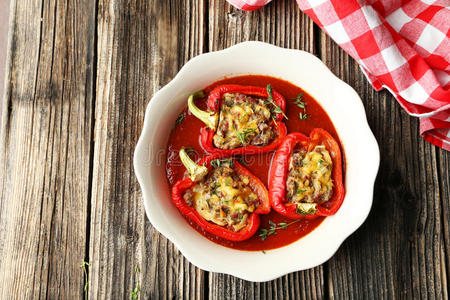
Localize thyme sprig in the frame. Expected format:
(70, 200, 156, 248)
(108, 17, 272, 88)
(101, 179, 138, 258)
(259, 219, 301, 240)
(296, 189, 306, 195)
(130, 285, 141, 300)
(172, 112, 185, 129)
(292, 93, 308, 120)
(272, 116, 278, 126)
(266, 84, 288, 120)
(80, 261, 90, 300)
(131, 265, 141, 300)
(293, 93, 305, 108)
(210, 158, 233, 168)
(299, 112, 308, 120)
(236, 127, 257, 144)
(210, 182, 221, 196)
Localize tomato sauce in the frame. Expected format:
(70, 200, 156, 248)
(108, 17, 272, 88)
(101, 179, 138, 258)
(166, 75, 343, 251)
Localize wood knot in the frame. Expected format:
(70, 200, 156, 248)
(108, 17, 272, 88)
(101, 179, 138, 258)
(126, 232, 139, 244)
(227, 9, 244, 20)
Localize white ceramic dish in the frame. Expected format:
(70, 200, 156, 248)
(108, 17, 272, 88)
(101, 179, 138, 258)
(134, 41, 380, 282)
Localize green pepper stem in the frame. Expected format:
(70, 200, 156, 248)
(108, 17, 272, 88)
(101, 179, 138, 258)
(179, 148, 208, 182)
(187, 90, 218, 130)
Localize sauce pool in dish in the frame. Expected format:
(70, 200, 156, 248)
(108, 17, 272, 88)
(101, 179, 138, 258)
(166, 75, 344, 251)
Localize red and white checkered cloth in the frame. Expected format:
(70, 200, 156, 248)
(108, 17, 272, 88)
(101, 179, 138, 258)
(227, 0, 450, 151)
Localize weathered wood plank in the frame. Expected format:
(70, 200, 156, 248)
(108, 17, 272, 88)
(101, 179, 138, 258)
(207, 1, 324, 299)
(208, 0, 314, 52)
(320, 32, 449, 299)
(437, 149, 449, 294)
(89, 0, 206, 299)
(0, 0, 10, 106)
(0, 0, 95, 298)
(208, 268, 324, 299)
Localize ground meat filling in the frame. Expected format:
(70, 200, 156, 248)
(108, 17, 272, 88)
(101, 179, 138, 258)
(183, 162, 260, 232)
(286, 145, 334, 214)
(213, 93, 277, 149)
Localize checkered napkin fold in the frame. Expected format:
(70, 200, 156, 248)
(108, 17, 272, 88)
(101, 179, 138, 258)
(227, 0, 450, 151)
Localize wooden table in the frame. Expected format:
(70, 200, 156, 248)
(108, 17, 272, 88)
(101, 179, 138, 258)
(0, 0, 448, 298)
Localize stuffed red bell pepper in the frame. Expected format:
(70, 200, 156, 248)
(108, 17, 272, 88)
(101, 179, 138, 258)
(172, 148, 271, 241)
(269, 129, 345, 219)
(187, 84, 288, 155)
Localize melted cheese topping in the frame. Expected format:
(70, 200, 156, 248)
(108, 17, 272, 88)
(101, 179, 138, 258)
(184, 164, 259, 232)
(213, 93, 275, 149)
(286, 145, 334, 211)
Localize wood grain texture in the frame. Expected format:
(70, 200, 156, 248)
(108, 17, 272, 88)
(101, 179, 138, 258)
(438, 149, 449, 288)
(89, 0, 205, 299)
(0, 0, 448, 298)
(320, 32, 449, 300)
(0, 0, 95, 298)
(208, 0, 314, 52)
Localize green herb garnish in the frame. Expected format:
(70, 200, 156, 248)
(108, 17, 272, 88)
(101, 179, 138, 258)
(278, 222, 288, 229)
(272, 116, 278, 126)
(262, 250, 266, 254)
(273, 106, 283, 114)
(131, 264, 141, 299)
(266, 84, 288, 120)
(172, 112, 185, 129)
(293, 93, 305, 108)
(292, 93, 308, 120)
(210, 158, 234, 168)
(259, 219, 301, 240)
(130, 284, 140, 300)
(210, 182, 221, 195)
(81, 261, 90, 300)
(236, 127, 257, 144)
(296, 189, 306, 195)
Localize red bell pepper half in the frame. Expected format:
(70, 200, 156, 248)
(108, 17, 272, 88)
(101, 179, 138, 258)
(187, 84, 288, 155)
(268, 129, 345, 219)
(171, 148, 271, 241)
